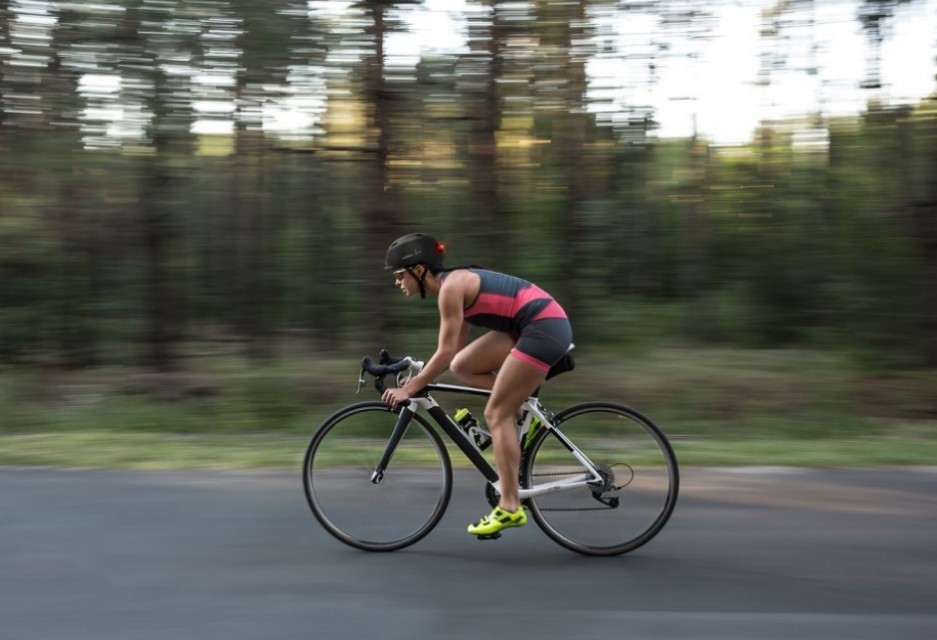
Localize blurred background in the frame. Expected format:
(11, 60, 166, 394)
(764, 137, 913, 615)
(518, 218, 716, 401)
(1, 0, 935, 465)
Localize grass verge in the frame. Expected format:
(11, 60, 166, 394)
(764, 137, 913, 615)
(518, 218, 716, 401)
(1, 346, 935, 469)
(1, 426, 935, 470)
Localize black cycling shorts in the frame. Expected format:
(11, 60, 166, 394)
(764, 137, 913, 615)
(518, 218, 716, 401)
(510, 318, 573, 373)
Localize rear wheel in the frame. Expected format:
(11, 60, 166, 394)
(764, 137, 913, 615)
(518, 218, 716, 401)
(303, 401, 452, 551)
(522, 402, 679, 556)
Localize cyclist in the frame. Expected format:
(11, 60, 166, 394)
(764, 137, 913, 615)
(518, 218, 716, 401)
(381, 232, 573, 538)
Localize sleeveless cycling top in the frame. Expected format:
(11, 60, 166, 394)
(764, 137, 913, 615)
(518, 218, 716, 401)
(440, 268, 567, 335)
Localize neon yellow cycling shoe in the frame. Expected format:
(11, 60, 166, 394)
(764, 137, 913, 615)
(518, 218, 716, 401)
(467, 505, 527, 539)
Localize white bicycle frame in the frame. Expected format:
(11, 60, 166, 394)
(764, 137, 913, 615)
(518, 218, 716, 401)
(376, 359, 603, 500)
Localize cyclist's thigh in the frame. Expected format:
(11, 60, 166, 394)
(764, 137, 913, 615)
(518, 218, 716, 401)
(451, 330, 514, 376)
(486, 356, 548, 423)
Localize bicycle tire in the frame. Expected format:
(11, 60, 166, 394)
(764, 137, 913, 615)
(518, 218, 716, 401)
(522, 401, 679, 556)
(303, 401, 453, 552)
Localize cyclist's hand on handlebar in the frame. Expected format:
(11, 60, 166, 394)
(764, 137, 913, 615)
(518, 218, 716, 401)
(382, 385, 412, 408)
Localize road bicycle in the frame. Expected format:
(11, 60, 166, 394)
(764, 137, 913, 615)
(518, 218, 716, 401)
(302, 349, 679, 556)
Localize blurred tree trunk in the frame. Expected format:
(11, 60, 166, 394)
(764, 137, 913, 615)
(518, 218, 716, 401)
(913, 203, 937, 365)
(303, 159, 343, 350)
(1, 1, 57, 360)
(626, 143, 663, 298)
(140, 160, 176, 371)
(281, 2, 340, 350)
(360, 0, 399, 337)
(464, 1, 507, 266)
(54, 171, 98, 367)
(231, 0, 307, 360)
(679, 136, 711, 336)
(0, 1, 48, 217)
(140, 56, 185, 373)
(231, 129, 271, 360)
(48, 7, 99, 367)
(120, 1, 197, 372)
(857, 1, 912, 91)
(609, 141, 650, 296)
(900, 101, 937, 365)
(0, 0, 8, 132)
(535, 0, 591, 312)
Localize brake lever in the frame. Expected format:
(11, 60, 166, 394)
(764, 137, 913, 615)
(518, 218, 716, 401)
(356, 368, 366, 394)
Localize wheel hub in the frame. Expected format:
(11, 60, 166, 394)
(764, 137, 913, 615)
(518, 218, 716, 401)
(589, 463, 615, 496)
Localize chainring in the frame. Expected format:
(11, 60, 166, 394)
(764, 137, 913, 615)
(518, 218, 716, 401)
(485, 482, 500, 508)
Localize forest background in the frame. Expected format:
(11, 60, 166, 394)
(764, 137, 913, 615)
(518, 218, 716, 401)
(1, 0, 935, 468)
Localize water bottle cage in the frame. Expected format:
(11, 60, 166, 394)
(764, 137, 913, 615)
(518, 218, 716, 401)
(467, 425, 492, 450)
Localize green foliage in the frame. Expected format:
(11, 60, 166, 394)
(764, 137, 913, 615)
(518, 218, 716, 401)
(1, 1, 935, 371)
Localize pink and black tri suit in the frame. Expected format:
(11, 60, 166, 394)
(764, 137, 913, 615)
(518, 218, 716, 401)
(442, 268, 573, 373)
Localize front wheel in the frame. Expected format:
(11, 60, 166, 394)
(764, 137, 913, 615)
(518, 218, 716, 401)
(523, 402, 679, 556)
(303, 401, 453, 551)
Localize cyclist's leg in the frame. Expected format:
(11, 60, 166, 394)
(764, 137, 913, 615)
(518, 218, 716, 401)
(483, 355, 548, 513)
(450, 330, 513, 389)
(485, 319, 572, 513)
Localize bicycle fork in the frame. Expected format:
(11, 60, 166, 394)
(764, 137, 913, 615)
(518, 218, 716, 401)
(370, 405, 416, 484)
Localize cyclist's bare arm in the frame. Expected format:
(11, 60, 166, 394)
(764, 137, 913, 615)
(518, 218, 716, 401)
(387, 277, 468, 400)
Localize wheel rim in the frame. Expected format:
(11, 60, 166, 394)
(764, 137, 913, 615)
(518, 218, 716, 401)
(304, 403, 452, 551)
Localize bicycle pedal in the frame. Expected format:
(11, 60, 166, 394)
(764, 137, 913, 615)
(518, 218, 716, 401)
(474, 532, 502, 541)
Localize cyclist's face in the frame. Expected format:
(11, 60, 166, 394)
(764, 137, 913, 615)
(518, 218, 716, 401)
(393, 266, 421, 296)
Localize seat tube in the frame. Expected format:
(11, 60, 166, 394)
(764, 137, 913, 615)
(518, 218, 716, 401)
(371, 404, 415, 484)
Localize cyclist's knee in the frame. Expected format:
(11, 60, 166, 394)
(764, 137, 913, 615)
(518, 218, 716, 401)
(449, 351, 470, 380)
(483, 404, 515, 429)
(451, 351, 496, 384)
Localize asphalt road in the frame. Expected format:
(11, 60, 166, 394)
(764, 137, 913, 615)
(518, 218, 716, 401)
(2, 466, 935, 640)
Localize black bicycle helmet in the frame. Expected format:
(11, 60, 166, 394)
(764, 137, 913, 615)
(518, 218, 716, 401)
(384, 233, 446, 270)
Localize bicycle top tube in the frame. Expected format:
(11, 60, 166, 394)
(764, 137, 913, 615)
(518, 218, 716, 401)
(358, 350, 550, 400)
(422, 382, 492, 398)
